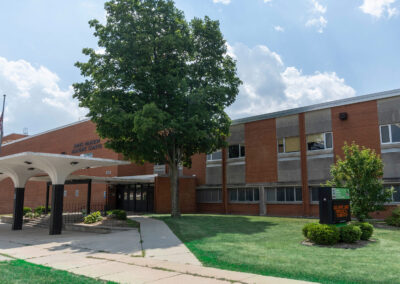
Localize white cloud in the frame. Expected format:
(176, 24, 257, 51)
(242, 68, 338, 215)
(305, 16, 328, 33)
(0, 57, 87, 135)
(213, 0, 231, 4)
(264, 0, 272, 2)
(274, 25, 285, 32)
(360, 0, 398, 18)
(306, 0, 328, 33)
(311, 0, 327, 13)
(226, 43, 355, 119)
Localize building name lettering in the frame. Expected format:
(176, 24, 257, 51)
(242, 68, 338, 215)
(72, 139, 102, 154)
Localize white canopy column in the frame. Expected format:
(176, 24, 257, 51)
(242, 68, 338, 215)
(0, 152, 129, 235)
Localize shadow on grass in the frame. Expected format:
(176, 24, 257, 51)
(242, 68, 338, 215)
(154, 214, 277, 243)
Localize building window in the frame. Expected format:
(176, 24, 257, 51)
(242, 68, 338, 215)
(104, 191, 107, 199)
(380, 124, 400, 144)
(229, 188, 259, 203)
(277, 137, 300, 153)
(228, 144, 245, 159)
(64, 190, 67, 197)
(75, 189, 79, 197)
(306, 132, 333, 151)
(384, 185, 400, 202)
(207, 150, 222, 161)
(197, 188, 222, 203)
(265, 187, 302, 202)
(310, 187, 319, 202)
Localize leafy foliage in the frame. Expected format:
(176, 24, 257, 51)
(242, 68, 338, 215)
(34, 206, 46, 215)
(326, 142, 393, 221)
(307, 224, 340, 245)
(353, 222, 374, 240)
(302, 222, 319, 238)
(23, 207, 32, 216)
(83, 211, 103, 224)
(106, 209, 127, 220)
(385, 207, 400, 227)
(339, 225, 362, 243)
(73, 0, 241, 217)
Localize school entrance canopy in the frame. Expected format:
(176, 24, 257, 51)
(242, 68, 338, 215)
(0, 152, 130, 235)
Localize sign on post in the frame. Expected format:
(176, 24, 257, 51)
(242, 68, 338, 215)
(319, 187, 351, 225)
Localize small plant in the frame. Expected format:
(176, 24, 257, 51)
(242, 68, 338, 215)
(307, 224, 340, 245)
(354, 222, 374, 240)
(385, 207, 400, 227)
(106, 209, 127, 220)
(302, 223, 319, 238)
(83, 211, 102, 224)
(25, 212, 40, 219)
(23, 207, 32, 216)
(34, 206, 46, 215)
(340, 225, 362, 243)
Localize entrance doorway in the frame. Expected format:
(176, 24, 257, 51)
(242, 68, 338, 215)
(116, 183, 154, 212)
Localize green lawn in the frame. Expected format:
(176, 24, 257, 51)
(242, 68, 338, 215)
(154, 214, 400, 284)
(0, 259, 113, 284)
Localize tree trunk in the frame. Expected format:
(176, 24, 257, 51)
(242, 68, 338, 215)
(170, 160, 180, 218)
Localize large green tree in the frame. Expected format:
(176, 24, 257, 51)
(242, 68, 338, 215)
(73, 0, 241, 217)
(326, 142, 393, 221)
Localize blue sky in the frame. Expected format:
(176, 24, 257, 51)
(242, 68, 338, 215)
(0, 0, 399, 135)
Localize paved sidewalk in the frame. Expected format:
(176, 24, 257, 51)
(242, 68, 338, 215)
(0, 222, 313, 284)
(129, 215, 202, 266)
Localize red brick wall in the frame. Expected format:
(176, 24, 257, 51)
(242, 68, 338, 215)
(154, 176, 197, 213)
(266, 204, 304, 216)
(2, 133, 27, 144)
(197, 203, 225, 214)
(331, 100, 381, 158)
(245, 119, 277, 183)
(228, 203, 259, 215)
(183, 154, 206, 185)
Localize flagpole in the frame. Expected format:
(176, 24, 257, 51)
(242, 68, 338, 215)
(1, 94, 5, 116)
(0, 94, 5, 153)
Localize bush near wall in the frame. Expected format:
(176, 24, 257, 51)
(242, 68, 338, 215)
(83, 211, 102, 224)
(106, 209, 127, 220)
(23, 207, 32, 216)
(385, 207, 400, 227)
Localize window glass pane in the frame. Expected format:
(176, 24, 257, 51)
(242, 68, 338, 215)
(266, 188, 275, 201)
(391, 124, 400, 142)
(285, 187, 295, 201)
(142, 190, 147, 201)
(381, 126, 390, 143)
(229, 145, 240, 158)
(307, 133, 325, 150)
(136, 188, 141, 200)
(381, 125, 390, 143)
(277, 188, 285, 201)
(285, 137, 300, 152)
(124, 192, 127, 200)
(229, 189, 237, 201)
(393, 185, 400, 202)
(206, 154, 212, 161)
(254, 188, 259, 201)
(240, 145, 245, 157)
(325, 133, 333, 149)
(212, 150, 222, 160)
(130, 192, 134, 200)
(246, 188, 254, 201)
(311, 187, 319, 202)
(238, 189, 245, 201)
(278, 139, 284, 153)
(295, 187, 302, 201)
(211, 189, 219, 202)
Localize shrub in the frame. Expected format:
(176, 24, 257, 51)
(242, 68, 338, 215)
(107, 209, 127, 220)
(340, 225, 362, 243)
(307, 224, 340, 245)
(354, 222, 374, 240)
(83, 211, 102, 224)
(302, 223, 319, 238)
(385, 207, 400, 227)
(34, 206, 46, 215)
(25, 212, 40, 219)
(23, 207, 32, 216)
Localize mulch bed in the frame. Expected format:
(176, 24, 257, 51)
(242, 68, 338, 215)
(80, 217, 135, 228)
(301, 239, 376, 249)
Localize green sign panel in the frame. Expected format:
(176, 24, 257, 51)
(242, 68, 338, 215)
(332, 188, 350, 200)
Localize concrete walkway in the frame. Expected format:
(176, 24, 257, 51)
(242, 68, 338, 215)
(129, 215, 202, 266)
(0, 221, 312, 284)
